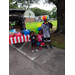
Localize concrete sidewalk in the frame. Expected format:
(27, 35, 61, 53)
(9, 43, 65, 75)
(34, 48, 65, 75)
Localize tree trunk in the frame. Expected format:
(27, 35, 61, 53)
(54, 0, 65, 34)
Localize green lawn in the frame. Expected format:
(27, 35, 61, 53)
(25, 20, 57, 34)
(25, 20, 65, 49)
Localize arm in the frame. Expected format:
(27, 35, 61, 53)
(41, 29, 43, 34)
(30, 35, 32, 40)
(49, 23, 53, 29)
(41, 24, 44, 34)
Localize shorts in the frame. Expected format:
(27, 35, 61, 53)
(31, 43, 36, 46)
(43, 35, 51, 42)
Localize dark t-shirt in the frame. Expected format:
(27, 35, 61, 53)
(30, 35, 36, 43)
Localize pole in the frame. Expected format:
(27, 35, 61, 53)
(29, 8, 31, 24)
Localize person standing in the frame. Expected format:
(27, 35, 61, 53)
(41, 19, 53, 49)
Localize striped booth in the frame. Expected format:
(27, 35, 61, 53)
(9, 35, 30, 44)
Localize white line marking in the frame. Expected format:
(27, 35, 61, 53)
(10, 44, 36, 61)
(19, 42, 27, 50)
(10, 44, 49, 61)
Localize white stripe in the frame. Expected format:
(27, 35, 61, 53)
(10, 37, 13, 44)
(47, 40, 51, 42)
(25, 35, 27, 42)
(28, 35, 30, 41)
(18, 37, 20, 43)
(47, 35, 50, 37)
(14, 37, 17, 43)
(21, 36, 24, 42)
(44, 35, 46, 38)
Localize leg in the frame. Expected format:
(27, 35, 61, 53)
(31, 43, 34, 52)
(34, 43, 38, 52)
(31, 44, 33, 50)
(34, 44, 36, 49)
(47, 37, 51, 46)
(49, 41, 52, 46)
(44, 35, 48, 49)
(44, 36, 46, 46)
(39, 41, 42, 50)
(47, 37, 53, 49)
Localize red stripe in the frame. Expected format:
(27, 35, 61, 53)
(16, 37, 18, 43)
(9, 35, 31, 44)
(9, 38, 11, 44)
(23, 35, 25, 42)
(19, 36, 22, 43)
(29, 35, 31, 41)
(12, 37, 15, 44)
(26, 35, 28, 41)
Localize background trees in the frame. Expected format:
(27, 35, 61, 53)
(9, 0, 65, 34)
(9, 0, 18, 9)
(30, 7, 49, 16)
(45, 0, 65, 34)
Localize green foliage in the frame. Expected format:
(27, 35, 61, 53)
(30, 7, 49, 16)
(9, 0, 18, 9)
(9, 0, 40, 9)
(45, 0, 60, 5)
(49, 7, 57, 18)
(30, 7, 57, 18)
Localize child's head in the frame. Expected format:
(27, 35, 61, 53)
(39, 30, 42, 34)
(30, 31, 34, 36)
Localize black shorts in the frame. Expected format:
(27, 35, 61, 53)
(31, 43, 36, 46)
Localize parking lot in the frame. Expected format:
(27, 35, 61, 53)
(9, 42, 65, 75)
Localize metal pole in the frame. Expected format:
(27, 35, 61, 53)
(29, 8, 31, 24)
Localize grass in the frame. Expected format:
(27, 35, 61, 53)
(25, 20, 57, 34)
(51, 33, 65, 49)
(25, 20, 65, 49)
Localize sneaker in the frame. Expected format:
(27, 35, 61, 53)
(35, 49, 38, 52)
(50, 45, 53, 49)
(45, 46, 48, 49)
(32, 50, 34, 52)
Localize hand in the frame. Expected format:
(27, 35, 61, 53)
(33, 37, 35, 39)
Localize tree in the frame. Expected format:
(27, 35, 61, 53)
(30, 7, 49, 16)
(9, 0, 40, 9)
(9, 0, 18, 9)
(49, 7, 57, 19)
(15, 0, 40, 9)
(51, 7, 57, 19)
(45, 0, 65, 34)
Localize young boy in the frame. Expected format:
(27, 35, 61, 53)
(30, 31, 38, 52)
(41, 19, 53, 49)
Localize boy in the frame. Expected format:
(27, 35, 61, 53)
(30, 31, 38, 52)
(41, 19, 53, 49)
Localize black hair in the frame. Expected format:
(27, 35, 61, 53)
(38, 30, 42, 34)
(30, 31, 34, 35)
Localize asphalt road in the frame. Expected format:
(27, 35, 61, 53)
(9, 43, 65, 75)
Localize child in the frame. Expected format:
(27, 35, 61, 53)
(41, 19, 53, 49)
(30, 31, 38, 52)
(37, 30, 43, 50)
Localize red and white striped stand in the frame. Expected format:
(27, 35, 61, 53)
(9, 35, 31, 44)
